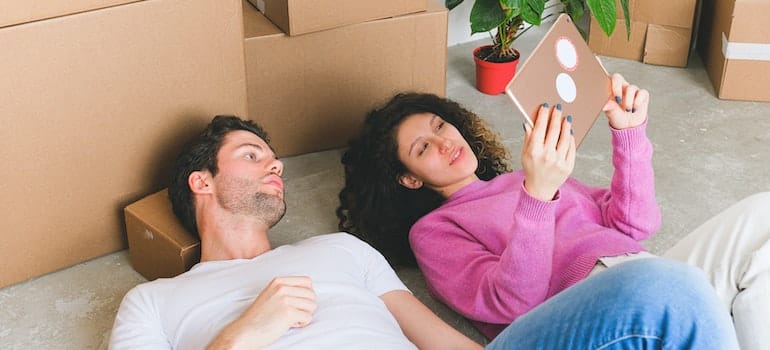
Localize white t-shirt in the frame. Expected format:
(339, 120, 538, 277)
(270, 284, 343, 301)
(109, 233, 416, 350)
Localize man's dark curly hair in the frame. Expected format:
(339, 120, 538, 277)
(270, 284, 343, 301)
(168, 115, 271, 238)
(337, 93, 512, 267)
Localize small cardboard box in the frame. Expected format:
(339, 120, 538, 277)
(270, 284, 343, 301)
(125, 190, 200, 281)
(588, 0, 697, 67)
(0, 0, 141, 28)
(247, 0, 427, 36)
(243, 0, 447, 156)
(698, 0, 770, 101)
(0, 0, 246, 288)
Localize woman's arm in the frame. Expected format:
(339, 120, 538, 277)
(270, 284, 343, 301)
(591, 74, 661, 239)
(382, 290, 483, 350)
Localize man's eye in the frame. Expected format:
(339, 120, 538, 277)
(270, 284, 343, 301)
(245, 153, 255, 160)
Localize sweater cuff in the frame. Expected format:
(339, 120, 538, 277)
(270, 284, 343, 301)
(610, 119, 649, 151)
(517, 184, 558, 222)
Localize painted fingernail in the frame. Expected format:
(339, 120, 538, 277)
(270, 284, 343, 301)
(543, 103, 549, 108)
(556, 103, 562, 111)
(632, 108, 637, 113)
(566, 115, 573, 123)
(615, 96, 622, 104)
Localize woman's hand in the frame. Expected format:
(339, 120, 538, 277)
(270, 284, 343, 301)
(521, 103, 575, 201)
(602, 73, 650, 130)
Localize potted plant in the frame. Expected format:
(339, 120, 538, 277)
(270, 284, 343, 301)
(447, 0, 630, 95)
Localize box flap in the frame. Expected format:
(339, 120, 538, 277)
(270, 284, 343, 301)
(1, 0, 142, 28)
(726, 0, 770, 43)
(125, 190, 199, 249)
(634, 0, 696, 29)
(243, 0, 284, 38)
(643, 24, 691, 67)
(589, 18, 646, 61)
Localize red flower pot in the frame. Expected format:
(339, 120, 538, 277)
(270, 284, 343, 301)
(473, 46, 520, 95)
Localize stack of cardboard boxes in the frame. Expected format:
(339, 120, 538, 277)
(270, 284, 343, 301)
(1, 0, 447, 286)
(587, 0, 698, 68)
(697, 0, 770, 102)
(1, 0, 247, 288)
(586, 0, 770, 102)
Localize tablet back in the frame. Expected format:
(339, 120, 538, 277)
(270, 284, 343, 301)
(505, 13, 610, 148)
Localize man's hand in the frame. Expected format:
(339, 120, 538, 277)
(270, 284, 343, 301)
(603, 73, 649, 130)
(208, 276, 317, 350)
(521, 103, 576, 201)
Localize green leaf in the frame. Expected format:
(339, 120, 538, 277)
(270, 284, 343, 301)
(620, 0, 631, 39)
(470, 0, 507, 34)
(520, 0, 544, 26)
(445, 0, 465, 10)
(561, 0, 584, 22)
(586, 0, 616, 36)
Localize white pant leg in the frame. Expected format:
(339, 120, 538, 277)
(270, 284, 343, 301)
(664, 192, 770, 350)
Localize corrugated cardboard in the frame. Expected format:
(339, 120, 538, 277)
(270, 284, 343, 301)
(588, 0, 697, 67)
(243, 0, 448, 156)
(698, 0, 770, 101)
(0, 0, 247, 288)
(1, 0, 141, 28)
(125, 190, 200, 281)
(247, 0, 427, 36)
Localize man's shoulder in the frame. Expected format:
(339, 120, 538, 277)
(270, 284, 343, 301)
(295, 232, 366, 248)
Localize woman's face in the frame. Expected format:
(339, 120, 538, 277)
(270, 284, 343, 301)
(395, 112, 479, 197)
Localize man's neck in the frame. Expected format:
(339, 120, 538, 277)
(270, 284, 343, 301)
(198, 215, 273, 262)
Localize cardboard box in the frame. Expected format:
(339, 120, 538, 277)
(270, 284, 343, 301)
(125, 190, 200, 281)
(588, 0, 697, 67)
(243, 0, 447, 156)
(0, 0, 141, 28)
(247, 0, 427, 36)
(0, 0, 247, 288)
(698, 0, 770, 101)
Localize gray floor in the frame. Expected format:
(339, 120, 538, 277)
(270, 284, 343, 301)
(2, 23, 770, 349)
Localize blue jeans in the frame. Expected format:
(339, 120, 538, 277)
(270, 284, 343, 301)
(485, 259, 739, 350)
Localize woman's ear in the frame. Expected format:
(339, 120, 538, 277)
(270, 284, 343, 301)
(398, 173, 423, 190)
(188, 170, 213, 194)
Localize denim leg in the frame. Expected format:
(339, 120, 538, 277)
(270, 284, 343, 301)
(485, 259, 739, 350)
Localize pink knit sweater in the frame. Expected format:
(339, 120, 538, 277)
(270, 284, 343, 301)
(409, 123, 660, 339)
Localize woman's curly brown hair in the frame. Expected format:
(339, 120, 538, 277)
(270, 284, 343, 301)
(337, 93, 511, 267)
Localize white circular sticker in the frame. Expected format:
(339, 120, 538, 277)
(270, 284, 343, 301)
(555, 38, 578, 71)
(556, 73, 577, 103)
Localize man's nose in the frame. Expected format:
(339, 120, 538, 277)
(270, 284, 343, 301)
(268, 158, 284, 176)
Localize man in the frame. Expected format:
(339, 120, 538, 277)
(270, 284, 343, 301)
(109, 115, 738, 349)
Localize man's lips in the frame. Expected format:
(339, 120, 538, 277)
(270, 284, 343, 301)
(263, 175, 284, 191)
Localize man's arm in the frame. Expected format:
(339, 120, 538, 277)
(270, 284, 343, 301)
(381, 290, 483, 350)
(207, 276, 317, 350)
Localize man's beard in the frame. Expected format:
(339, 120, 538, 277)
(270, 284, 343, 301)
(217, 176, 287, 227)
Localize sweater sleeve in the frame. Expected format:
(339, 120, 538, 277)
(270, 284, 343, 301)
(409, 188, 557, 325)
(588, 121, 661, 240)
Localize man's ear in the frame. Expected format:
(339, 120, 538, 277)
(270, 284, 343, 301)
(188, 170, 213, 194)
(398, 173, 423, 190)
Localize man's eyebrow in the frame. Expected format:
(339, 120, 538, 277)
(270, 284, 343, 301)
(236, 143, 265, 152)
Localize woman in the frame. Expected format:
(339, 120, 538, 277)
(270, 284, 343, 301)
(337, 74, 770, 349)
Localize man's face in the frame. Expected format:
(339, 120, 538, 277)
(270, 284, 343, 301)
(211, 130, 286, 227)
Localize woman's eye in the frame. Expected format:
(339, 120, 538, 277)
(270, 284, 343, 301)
(245, 153, 255, 160)
(437, 121, 445, 130)
(418, 143, 429, 156)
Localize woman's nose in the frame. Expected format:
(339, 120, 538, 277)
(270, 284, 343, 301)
(437, 137, 452, 153)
